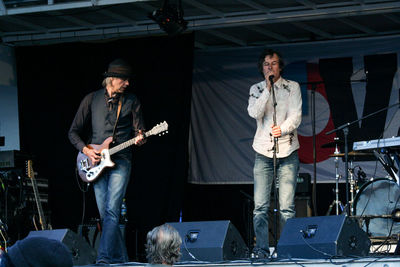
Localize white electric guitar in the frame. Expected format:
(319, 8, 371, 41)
(77, 121, 168, 183)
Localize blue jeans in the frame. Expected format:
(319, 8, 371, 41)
(253, 151, 299, 251)
(93, 155, 131, 263)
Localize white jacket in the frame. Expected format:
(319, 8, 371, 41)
(247, 77, 302, 158)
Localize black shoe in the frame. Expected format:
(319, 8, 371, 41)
(251, 247, 269, 259)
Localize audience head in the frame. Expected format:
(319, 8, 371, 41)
(145, 224, 182, 266)
(5, 236, 73, 267)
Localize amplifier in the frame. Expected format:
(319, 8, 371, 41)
(0, 150, 32, 169)
(296, 173, 311, 196)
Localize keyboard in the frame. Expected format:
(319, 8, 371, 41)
(353, 136, 400, 151)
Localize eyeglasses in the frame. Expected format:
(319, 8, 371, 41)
(263, 61, 279, 67)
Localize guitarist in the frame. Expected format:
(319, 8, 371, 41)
(68, 59, 145, 264)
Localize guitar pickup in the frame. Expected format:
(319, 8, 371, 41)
(80, 158, 90, 172)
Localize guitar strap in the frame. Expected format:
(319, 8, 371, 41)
(111, 96, 123, 144)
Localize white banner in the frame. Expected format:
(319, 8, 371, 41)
(189, 36, 400, 184)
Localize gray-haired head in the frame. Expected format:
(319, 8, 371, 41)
(145, 224, 182, 265)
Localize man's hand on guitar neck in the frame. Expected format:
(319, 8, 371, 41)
(135, 130, 146, 146)
(82, 146, 101, 165)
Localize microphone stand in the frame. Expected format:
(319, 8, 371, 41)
(326, 101, 400, 216)
(311, 84, 317, 216)
(269, 76, 279, 252)
(298, 81, 324, 216)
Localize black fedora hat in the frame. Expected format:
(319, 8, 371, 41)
(103, 58, 133, 79)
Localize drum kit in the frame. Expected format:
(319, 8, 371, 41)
(323, 137, 400, 238)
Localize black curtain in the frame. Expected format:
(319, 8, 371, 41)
(15, 33, 194, 260)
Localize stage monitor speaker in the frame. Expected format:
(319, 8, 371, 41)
(168, 220, 248, 262)
(277, 215, 371, 259)
(28, 229, 97, 265)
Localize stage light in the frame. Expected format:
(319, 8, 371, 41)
(149, 0, 188, 36)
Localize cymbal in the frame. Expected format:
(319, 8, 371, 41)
(321, 140, 344, 148)
(329, 151, 375, 161)
(328, 151, 374, 157)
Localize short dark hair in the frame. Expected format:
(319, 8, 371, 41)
(257, 48, 285, 78)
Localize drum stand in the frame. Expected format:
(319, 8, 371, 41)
(348, 161, 356, 216)
(326, 142, 343, 215)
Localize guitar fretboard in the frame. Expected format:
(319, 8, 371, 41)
(109, 134, 143, 156)
(105, 121, 166, 156)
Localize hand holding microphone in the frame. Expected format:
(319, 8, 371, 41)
(271, 125, 281, 138)
(264, 70, 275, 90)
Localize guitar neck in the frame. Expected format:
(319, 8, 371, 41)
(107, 122, 168, 156)
(31, 177, 47, 230)
(109, 131, 149, 156)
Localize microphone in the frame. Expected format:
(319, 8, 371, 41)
(269, 73, 278, 153)
(269, 75, 275, 83)
(357, 167, 366, 180)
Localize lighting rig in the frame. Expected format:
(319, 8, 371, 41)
(149, 0, 188, 36)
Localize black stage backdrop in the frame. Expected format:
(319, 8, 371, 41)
(14, 33, 346, 260)
(15, 34, 194, 260)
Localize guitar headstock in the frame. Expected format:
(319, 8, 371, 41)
(26, 160, 35, 179)
(147, 121, 169, 137)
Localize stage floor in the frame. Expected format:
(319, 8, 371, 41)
(76, 237, 400, 266)
(77, 256, 400, 266)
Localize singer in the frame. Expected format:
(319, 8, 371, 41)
(247, 48, 302, 258)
